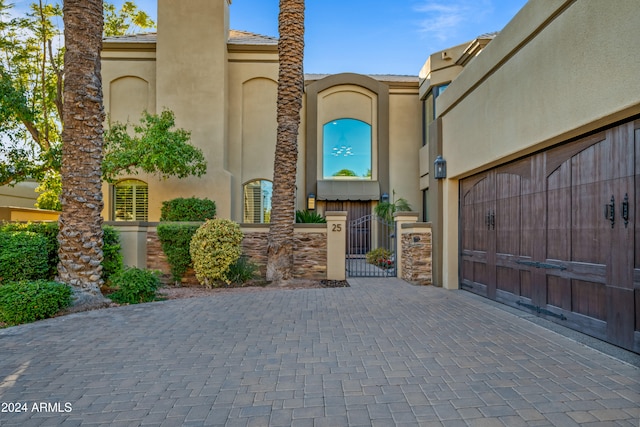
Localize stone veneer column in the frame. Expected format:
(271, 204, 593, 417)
(325, 211, 347, 281)
(393, 211, 419, 278)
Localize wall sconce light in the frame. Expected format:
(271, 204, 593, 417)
(434, 155, 447, 179)
(381, 192, 389, 203)
(307, 194, 316, 210)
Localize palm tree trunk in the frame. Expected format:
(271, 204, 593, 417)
(57, 0, 108, 308)
(266, 0, 305, 282)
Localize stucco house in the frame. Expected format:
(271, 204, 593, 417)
(102, 0, 639, 352)
(101, 0, 421, 226)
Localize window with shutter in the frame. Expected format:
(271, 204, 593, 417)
(113, 180, 148, 221)
(243, 180, 272, 223)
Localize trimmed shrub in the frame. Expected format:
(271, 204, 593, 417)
(107, 267, 160, 304)
(102, 225, 124, 283)
(0, 222, 58, 278)
(0, 222, 123, 284)
(160, 197, 216, 222)
(190, 219, 243, 287)
(295, 210, 327, 223)
(0, 280, 72, 326)
(156, 223, 200, 283)
(0, 231, 49, 283)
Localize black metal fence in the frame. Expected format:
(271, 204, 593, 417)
(346, 214, 396, 277)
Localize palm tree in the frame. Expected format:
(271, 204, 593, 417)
(57, 0, 108, 308)
(266, 0, 305, 282)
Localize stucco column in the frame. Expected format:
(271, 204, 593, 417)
(394, 211, 419, 279)
(441, 179, 459, 290)
(325, 211, 347, 281)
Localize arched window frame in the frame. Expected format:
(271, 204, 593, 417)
(322, 118, 373, 180)
(112, 179, 148, 221)
(243, 179, 273, 223)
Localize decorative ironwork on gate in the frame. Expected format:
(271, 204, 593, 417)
(346, 214, 396, 277)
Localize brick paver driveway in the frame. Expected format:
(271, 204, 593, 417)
(1, 278, 638, 426)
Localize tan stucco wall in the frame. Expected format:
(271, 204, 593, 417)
(388, 90, 421, 214)
(436, 0, 640, 289)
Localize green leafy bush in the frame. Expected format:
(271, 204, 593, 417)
(365, 247, 394, 269)
(0, 231, 49, 283)
(0, 280, 72, 326)
(295, 210, 327, 223)
(102, 225, 124, 283)
(0, 222, 123, 284)
(160, 197, 216, 221)
(0, 222, 59, 278)
(156, 223, 200, 283)
(190, 219, 243, 287)
(226, 255, 258, 285)
(108, 267, 160, 304)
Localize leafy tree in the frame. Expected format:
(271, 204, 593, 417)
(332, 168, 356, 177)
(266, 0, 305, 282)
(0, 0, 155, 190)
(103, 1, 153, 37)
(102, 110, 207, 183)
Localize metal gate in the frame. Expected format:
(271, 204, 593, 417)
(346, 214, 396, 277)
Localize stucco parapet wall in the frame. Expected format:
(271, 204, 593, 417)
(436, 0, 572, 117)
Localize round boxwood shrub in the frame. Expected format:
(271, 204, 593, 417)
(0, 280, 72, 326)
(108, 267, 160, 304)
(190, 219, 243, 287)
(160, 197, 216, 221)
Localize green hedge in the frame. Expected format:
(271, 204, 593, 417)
(0, 222, 59, 278)
(0, 280, 72, 326)
(156, 222, 200, 283)
(0, 231, 49, 283)
(160, 197, 216, 221)
(108, 267, 160, 304)
(0, 222, 123, 283)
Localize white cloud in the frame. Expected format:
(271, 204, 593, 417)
(414, 0, 492, 41)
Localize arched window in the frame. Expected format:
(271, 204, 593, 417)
(323, 118, 372, 180)
(113, 179, 148, 221)
(243, 180, 272, 223)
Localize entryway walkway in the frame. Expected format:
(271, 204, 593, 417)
(1, 278, 638, 426)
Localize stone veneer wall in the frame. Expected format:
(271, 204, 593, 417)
(147, 225, 327, 284)
(400, 224, 432, 285)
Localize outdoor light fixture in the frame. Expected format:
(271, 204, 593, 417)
(381, 192, 389, 203)
(307, 194, 316, 210)
(434, 155, 447, 179)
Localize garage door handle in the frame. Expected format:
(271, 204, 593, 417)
(604, 195, 615, 228)
(486, 210, 495, 230)
(621, 193, 629, 228)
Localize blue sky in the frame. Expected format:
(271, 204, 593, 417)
(9, 0, 528, 75)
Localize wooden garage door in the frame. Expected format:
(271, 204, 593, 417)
(460, 119, 639, 353)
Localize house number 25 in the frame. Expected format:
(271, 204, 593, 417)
(332, 224, 342, 232)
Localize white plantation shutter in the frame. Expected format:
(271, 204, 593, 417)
(243, 180, 272, 223)
(114, 180, 148, 221)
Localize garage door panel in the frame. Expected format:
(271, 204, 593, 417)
(546, 164, 571, 261)
(571, 279, 607, 321)
(520, 270, 533, 299)
(607, 287, 635, 349)
(547, 276, 571, 311)
(496, 265, 519, 295)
